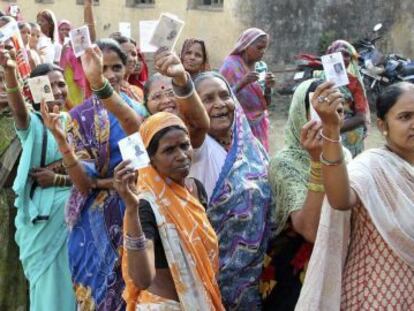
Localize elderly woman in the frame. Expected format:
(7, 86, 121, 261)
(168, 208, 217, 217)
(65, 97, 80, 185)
(220, 28, 275, 151)
(190, 71, 272, 309)
(116, 112, 224, 311)
(296, 81, 414, 310)
(180, 38, 210, 78)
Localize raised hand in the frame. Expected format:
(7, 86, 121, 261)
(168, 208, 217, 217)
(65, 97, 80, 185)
(40, 100, 66, 142)
(154, 47, 187, 85)
(80, 46, 105, 89)
(0, 46, 16, 69)
(113, 160, 140, 207)
(311, 81, 344, 130)
(300, 120, 323, 161)
(264, 71, 276, 89)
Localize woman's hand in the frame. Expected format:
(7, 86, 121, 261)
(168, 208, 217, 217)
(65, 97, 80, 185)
(80, 46, 105, 90)
(30, 168, 55, 188)
(264, 71, 276, 89)
(154, 48, 187, 86)
(300, 120, 323, 161)
(113, 160, 140, 207)
(311, 81, 344, 131)
(239, 71, 259, 89)
(0, 46, 16, 70)
(40, 100, 66, 143)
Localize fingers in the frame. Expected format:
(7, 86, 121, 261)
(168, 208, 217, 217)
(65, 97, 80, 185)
(313, 81, 335, 99)
(114, 160, 132, 175)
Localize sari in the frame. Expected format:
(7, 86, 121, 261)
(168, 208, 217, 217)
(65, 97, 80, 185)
(12, 112, 75, 311)
(296, 148, 414, 310)
(220, 28, 270, 151)
(66, 94, 145, 310)
(194, 72, 273, 309)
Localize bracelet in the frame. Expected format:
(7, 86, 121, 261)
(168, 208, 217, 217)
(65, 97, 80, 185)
(308, 182, 325, 193)
(320, 152, 344, 166)
(5, 85, 19, 94)
(124, 233, 147, 251)
(62, 157, 78, 169)
(310, 167, 322, 182)
(53, 174, 58, 186)
(320, 130, 342, 143)
(92, 79, 114, 100)
(310, 160, 322, 169)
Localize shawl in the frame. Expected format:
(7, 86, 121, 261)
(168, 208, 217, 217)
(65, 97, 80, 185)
(196, 72, 273, 309)
(296, 148, 414, 310)
(58, 20, 72, 45)
(229, 27, 269, 56)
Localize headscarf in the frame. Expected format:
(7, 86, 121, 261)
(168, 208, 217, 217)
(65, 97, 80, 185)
(230, 27, 269, 55)
(57, 19, 72, 45)
(36, 9, 58, 43)
(122, 111, 224, 310)
(180, 38, 211, 73)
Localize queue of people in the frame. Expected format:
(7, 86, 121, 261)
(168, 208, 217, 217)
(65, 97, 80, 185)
(0, 1, 413, 311)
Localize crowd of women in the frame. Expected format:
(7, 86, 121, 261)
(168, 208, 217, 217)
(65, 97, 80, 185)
(0, 1, 413, 310)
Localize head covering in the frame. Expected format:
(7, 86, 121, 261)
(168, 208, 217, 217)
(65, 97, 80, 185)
(36, 9, 58, 43)
(326, 40, 362, 83)
(140, 111, 187, 148)
(57, 19, 72, 45)
(230, 27, 269, 55)
(180, 38, 211, 73)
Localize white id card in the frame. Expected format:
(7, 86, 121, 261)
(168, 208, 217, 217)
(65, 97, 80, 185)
(69, 25, 92, 58)
(118, 132, 150, 170)
(321, 52, 349, 88)
(149, 13, 185, 51)
(28, 76, 55, 104)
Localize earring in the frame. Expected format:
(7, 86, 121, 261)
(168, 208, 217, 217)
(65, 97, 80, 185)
(383, 131, 388, 136)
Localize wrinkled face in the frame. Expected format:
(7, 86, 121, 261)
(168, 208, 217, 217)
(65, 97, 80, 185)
(380, 89, 414, 154)
(36, 15, 51, 37)
(146, 77, 178, 115)
(120, 42, 138, 77)
(45, 70, 68, 111)
(19, 25, 31, 46)
(182, 42, 204, 74)
(150, 128, 193, 184)
(196, 77, 235, 139)
(58, 23, 71, 41)
(244, 35, 268, 63)
(29, 26, 41, 49)
(102, 49, 125, 93)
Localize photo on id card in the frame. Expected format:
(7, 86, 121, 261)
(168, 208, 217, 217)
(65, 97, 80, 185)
(321, 52, 349, 88)
(149, 13, 184, 51)
(28, 76, 55, 103)
(118, 132, 150, 170)
(69, 25, 91, 58)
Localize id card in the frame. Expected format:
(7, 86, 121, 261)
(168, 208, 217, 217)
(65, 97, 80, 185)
(321, 52, 349, 88)
(28, 76, 55, 103)
(118, 132, 150, 170)
(149, 13, 185, 51)
(69, 25, 92, 58)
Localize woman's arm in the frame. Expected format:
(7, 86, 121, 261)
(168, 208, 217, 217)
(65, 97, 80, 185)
(0, 48, 29, 129)
(81, 47, 143, 135)
(114, 161, 156, 289)
(154, 49, 209, 148)
(289, 121, 325, 242)
(84, 0, 97, 43)
(312, 82, 359, 211)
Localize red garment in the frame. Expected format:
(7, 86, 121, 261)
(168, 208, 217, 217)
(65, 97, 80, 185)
(348, 75, 369, 114)
(128, 48, 148, 90)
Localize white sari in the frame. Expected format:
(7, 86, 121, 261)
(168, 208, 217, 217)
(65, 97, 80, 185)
(295, 148, 414, 310)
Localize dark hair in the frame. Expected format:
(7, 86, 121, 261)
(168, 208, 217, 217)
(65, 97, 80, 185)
(143, 73, 171, 111)
(180, 38, 209, 67)
(18, 21, 30, 30)
(37, 10, 56, 42)
(146, 125, 187, 157)
(30, 63, 63, 78)
(376, 82, 414, 120)
(110, 34, 131, 46)
(29, 22, 40, 30)
(96, 38, 128, 66)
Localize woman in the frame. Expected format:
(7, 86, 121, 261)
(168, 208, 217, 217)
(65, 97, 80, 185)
(261, 80, 349, 310)
(0, 40, 76, 309)
(36, 9, 60, 64)
(324, 40, 370, 157)
(220, 27, 276, 151)
(58, 20, 71, 45)
(111, 35, 145, 103)
(42, 39, 147, 310)
(180, 38, 210, 78)
(18, 22, 41, 70)
(115, 112, 224, 310)
(296, 81, 414, 310)
(190, 71, 272, 309)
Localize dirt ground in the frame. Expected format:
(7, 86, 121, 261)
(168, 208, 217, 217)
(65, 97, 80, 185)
(268, 93, 384, 156)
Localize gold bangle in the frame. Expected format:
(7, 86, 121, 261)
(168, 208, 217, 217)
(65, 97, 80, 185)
(53, 174, 58, 186)
(62, 157, 78, 169)
(320, 153, 344, 166)
(5, 85, 19, 94)
(308, 182, 325, 192)
(320, 131, 342, 143)
(310, 160, 322, 169)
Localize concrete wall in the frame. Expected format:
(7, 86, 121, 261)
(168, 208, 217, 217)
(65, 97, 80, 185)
(5, 0, 244, 69)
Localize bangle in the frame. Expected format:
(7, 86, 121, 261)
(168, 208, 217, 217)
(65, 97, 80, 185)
(5, 85, 19, 94)
(320, 152, 344, 166)
(310, 160, 322, 169)
(320, 130, 342, 143)
(124, 233, 147, 251)
(53, 174, 58, 186)
(308, 182, 325, 192)
(92, 79, 114, 100)
(62, 157, 78, 169)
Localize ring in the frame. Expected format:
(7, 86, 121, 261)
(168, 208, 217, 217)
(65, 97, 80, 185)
(317, 96, 325, 103)
(324, 96, 330, 103)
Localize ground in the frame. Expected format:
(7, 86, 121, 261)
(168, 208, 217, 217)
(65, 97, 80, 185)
(268, 93, 384, 156)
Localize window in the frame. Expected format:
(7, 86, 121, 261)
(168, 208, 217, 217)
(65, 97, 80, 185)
(188, 0, 223, 10)
(202, 0, 223, 6)
(126, 0, 155, 8)
(76, 0, 100, 5)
